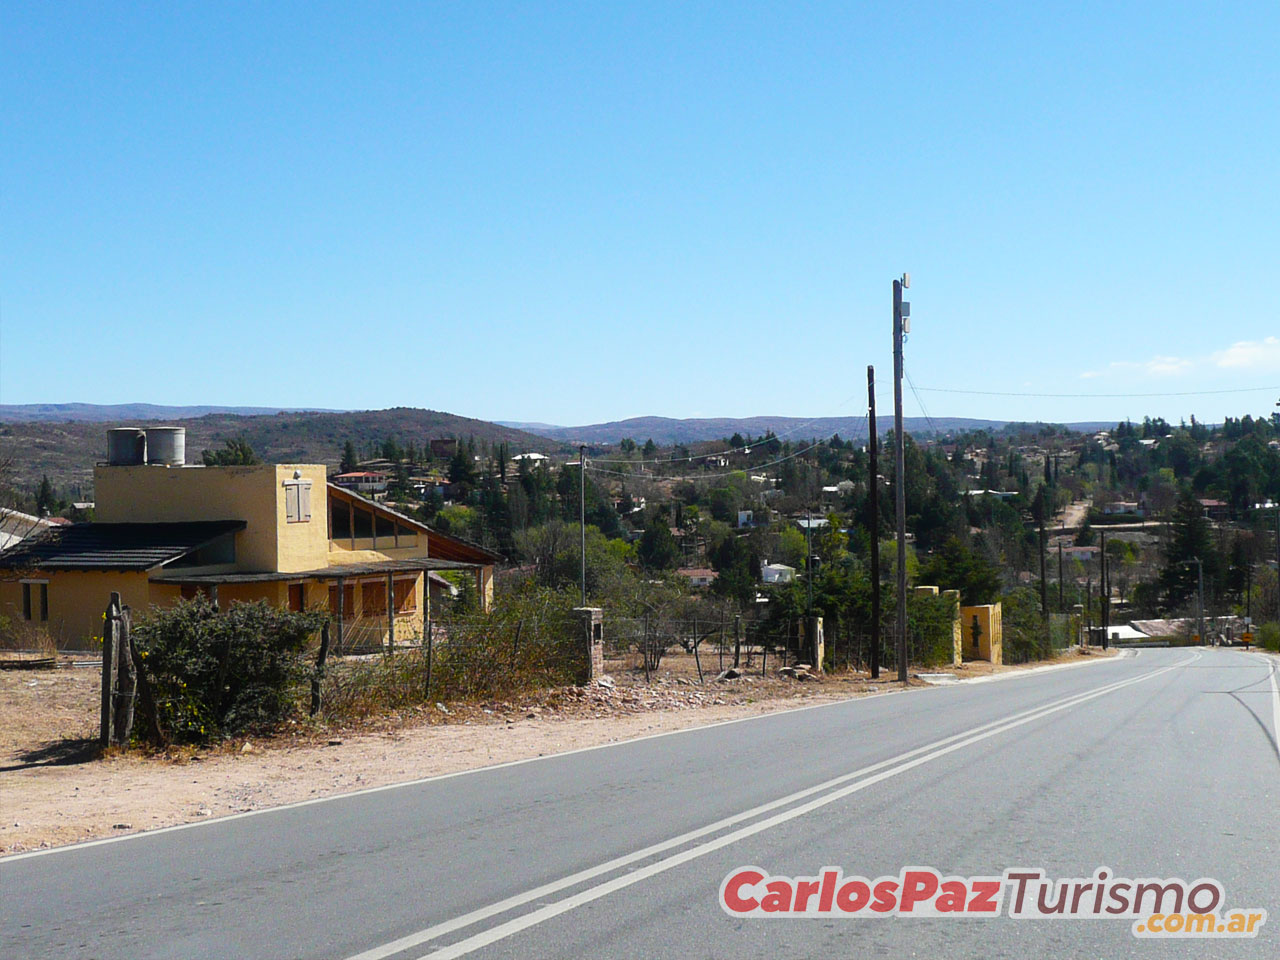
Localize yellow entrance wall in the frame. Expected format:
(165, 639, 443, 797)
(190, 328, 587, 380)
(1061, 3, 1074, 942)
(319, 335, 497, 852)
(959, 603, 1003, 665)
(93, 463, 330, 573)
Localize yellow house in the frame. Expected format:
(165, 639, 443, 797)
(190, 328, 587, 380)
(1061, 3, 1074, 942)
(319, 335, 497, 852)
(0, 440, 499, 649)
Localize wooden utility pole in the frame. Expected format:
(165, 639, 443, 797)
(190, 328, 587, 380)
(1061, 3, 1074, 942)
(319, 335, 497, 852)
(892, 276, 909, 683)
(579, 445, 587, 607)
(1038, 509, 1048, 618)
(867, 364, 880, 679)
(1099, 530, 1109, 648)
(1058, 541, 1065, 612)
(100, 594, 119, 747)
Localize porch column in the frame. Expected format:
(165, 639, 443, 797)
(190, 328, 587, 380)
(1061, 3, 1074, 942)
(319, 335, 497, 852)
(386, 571, 395, 653)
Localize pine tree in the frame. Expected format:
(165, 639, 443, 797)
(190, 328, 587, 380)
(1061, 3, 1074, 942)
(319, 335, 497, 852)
(340, 441, 358, 474)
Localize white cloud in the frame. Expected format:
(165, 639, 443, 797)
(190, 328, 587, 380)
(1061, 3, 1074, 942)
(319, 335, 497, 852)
(1079, 355, 1192, 380)
(1079, 337, 1280, 382)
(1212, 336, 1280, 371)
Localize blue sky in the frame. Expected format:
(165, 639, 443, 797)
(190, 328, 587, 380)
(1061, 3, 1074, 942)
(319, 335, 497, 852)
(3, 2, 1278, 427)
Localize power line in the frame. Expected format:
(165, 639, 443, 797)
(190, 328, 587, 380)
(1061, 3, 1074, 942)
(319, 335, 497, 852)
(914, 384, 1280, 399)
(904, 370, 938, 435)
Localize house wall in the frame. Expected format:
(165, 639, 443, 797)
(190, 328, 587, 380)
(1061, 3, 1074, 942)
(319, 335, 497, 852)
(94, 463, 330, 573)
(0, 570, 153, 649)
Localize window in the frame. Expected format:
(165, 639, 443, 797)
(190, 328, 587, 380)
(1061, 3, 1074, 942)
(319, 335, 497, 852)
(362, 580, 387, 617)
(21, 582, 48, 622)
(393, 578, 417, 614)
(328, 582, 356, 621)
(285, 481, 313, 523)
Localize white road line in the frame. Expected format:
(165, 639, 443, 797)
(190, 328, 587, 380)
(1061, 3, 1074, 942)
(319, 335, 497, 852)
(349, 653, 1195, 960)
(0, 646, 1124, 866)
(1247, 651, 1280, 761)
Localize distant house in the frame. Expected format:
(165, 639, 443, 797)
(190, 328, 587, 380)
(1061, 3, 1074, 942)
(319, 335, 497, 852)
(511, 452, 549, 464)
(332, 471, 390, 497)
(1102, 501, 1144, 517)
(1199, 499, 1230, 521)
(795, 517, 829, 531)
(677, 567, 717, 588)
(761, 562, 795, 584)
(967, 489, 1018, 501)
(736, 509, 754, 528)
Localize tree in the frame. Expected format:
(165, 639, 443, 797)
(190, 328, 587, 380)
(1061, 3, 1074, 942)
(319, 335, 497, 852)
(638, 518, 680, 571)
(919, 537, 1002, 604)
(1159, 490, 1220, 608)
(340, 440, 358, 474)
(35, 474, 57, 517)
(448, 443, 478, 496)
(201, 438, 258, 466)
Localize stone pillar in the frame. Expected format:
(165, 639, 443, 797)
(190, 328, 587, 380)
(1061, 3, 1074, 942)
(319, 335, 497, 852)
(942, 589, 962, 667)
(806, 615, 824, 674)
(573, 607, 604, 683)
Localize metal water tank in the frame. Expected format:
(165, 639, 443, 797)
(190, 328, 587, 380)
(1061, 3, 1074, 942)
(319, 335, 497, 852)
(106, 428, 147, 466)
(145, 427, 186, 466)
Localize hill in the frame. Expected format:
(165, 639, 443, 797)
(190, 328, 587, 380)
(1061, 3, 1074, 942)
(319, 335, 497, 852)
(506, 415, 1121, 445)
(0, 408, 565, 494)
(0, 403, 341, 422)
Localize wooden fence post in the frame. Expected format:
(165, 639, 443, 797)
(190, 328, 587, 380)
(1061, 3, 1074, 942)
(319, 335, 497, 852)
(310, 620, 331, 717)
(100, 594, 120, 747)
(733, 615, 742, 668)
(113, 605, 137, 744)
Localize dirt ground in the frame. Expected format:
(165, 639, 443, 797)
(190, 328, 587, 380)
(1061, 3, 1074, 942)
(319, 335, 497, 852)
(0, 648, 1111, 855)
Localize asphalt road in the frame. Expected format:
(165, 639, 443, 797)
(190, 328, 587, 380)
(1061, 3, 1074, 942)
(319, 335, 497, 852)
(5, 647, 1280, 959)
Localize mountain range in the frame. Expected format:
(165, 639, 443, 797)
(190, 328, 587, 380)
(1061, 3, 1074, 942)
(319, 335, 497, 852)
(498, 415, 1122, 445)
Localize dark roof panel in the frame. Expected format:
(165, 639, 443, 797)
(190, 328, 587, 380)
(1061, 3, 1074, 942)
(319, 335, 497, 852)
(0, 521, 246, 572)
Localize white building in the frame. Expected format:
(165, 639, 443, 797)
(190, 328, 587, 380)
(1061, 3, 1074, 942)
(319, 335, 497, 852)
(761, 561, 796, 584)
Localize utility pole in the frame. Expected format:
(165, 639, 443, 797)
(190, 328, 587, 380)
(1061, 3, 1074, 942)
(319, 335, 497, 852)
(1195, 556, 1206, 645)
(867, 365, 880, 679)
(579, 445, 587, 607)
(1057, 541, 1064, 612)
(893, 274, 910, 683)
(1038, 503, 1048, 618)
(1099, 530, 1109, 649)
(805, 507, 814, 617)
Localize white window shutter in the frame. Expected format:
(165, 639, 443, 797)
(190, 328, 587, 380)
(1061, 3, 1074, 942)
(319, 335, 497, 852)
(286, 484, 300, 522)
(300, 483, 312, 521)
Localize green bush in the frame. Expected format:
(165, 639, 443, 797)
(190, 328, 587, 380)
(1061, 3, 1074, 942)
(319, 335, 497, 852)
(1001, 587, 1052, 664)
(1259, 622, 1280, 653)
(908, 594, 959, 669)
(132, 599, 327, 743)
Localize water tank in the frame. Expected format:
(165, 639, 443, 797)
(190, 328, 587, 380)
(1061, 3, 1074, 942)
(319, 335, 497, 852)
(145, 427, 186, 466)
(106, 428, 146, 466)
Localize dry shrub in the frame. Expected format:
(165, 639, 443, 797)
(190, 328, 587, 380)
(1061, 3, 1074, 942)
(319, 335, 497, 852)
(321, 586, 582, 722)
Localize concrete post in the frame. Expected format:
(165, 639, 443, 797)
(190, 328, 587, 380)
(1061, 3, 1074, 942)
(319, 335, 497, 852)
(573, 607, 604, 683)
(806, 615, 824, 674)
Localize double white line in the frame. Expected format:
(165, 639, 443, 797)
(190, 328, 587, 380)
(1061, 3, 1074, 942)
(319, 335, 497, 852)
(348, 652, 1198, 960)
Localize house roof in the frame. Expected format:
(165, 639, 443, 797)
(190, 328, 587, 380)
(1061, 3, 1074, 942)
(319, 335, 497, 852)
(327, 483, 503, 564)
(0, 521, 246, 572)
(677, 567, 717, 579)
(149, 556, 479, 584)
